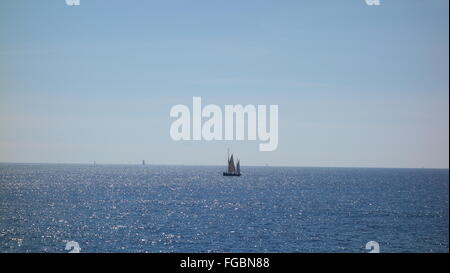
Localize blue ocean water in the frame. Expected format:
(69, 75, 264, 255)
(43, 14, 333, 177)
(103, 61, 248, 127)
(0, 163, 448, 253)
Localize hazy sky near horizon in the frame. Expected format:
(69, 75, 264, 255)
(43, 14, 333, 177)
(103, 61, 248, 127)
(0, 0, 448, 168)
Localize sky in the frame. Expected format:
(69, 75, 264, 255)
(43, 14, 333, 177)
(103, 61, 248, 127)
(0, 0, 448, 168)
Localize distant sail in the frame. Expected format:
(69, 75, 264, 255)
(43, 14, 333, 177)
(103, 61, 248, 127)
(228, 154, 236, 173)
(223, 150, 241, 176)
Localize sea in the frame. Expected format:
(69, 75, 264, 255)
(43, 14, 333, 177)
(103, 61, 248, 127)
(0, 163, 448, 253)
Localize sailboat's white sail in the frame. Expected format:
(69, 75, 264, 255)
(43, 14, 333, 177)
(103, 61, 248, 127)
(228, 154, 236, 173)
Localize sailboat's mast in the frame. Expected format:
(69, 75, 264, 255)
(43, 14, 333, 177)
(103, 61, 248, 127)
(227, 148, 230, 162)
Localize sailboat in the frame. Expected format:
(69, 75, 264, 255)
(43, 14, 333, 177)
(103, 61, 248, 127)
(223, 149, 241, 176)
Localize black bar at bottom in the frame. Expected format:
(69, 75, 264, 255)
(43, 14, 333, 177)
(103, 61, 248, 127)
(0, 253, 447, 272)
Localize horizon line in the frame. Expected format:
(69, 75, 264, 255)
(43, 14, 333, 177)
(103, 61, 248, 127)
(0, 161, 448, 170)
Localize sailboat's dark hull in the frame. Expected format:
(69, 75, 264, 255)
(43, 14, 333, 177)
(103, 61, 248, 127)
(223, 172, 241, 176)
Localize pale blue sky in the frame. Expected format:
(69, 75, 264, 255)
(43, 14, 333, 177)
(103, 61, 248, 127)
(0, 0, 448, 168)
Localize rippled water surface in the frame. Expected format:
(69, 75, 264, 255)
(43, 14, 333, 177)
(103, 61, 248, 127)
(0, 164, 448, 252)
